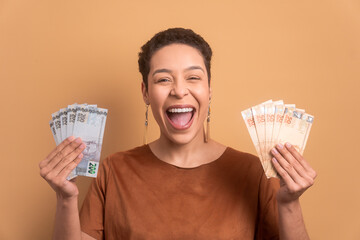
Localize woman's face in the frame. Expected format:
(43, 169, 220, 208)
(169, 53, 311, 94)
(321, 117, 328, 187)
(142, 43, 211, 145)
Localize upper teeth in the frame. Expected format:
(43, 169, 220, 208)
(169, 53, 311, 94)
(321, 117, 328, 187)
(168, 108, 194, 113)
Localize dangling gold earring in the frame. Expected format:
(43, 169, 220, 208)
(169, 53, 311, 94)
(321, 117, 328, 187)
(143, 104, 149, 145)
(205, 100, 211, 143)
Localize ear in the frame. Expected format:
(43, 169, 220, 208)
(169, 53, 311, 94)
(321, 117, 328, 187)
(141, 82, 149, 105)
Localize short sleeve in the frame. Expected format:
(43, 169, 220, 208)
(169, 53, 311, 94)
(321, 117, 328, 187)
(79, 156, 111, 240)
(255, 173, 280, 240)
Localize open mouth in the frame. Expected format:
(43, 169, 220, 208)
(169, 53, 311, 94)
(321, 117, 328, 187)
(166, 106, 195, 130)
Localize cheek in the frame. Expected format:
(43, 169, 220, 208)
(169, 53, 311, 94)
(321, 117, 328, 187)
(193, 85, 210, 104)
(192, 85, 210, 118)
(148, 87, 167, 116)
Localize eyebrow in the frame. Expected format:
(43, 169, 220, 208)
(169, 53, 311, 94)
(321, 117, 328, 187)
(152, 66, 205, 76)
(185, 66, 205, 73)
(152, 68, 171, 76)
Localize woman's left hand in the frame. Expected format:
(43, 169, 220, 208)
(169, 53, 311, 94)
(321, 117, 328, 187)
(271, 142, 317, 204)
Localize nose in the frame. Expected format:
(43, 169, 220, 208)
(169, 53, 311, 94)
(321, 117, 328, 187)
(170, 78, 189, 98)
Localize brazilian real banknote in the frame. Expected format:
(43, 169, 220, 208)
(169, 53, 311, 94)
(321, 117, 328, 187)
(49, 103, 108, 180)
(241, 100, 314, 179)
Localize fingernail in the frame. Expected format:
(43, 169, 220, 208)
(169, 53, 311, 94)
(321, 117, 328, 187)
(80, 143, 86, 149)
(285, 142, 292, 148)
(68, 136, 75, 141)
(75, 137, 82, 143)
(78, 153, 83, 158)
(277, 143, 283, 149)
(272, 157, 278, 163)
(272, 148, 279, 155)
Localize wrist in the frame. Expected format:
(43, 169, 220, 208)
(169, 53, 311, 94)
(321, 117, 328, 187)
(56, 194, 78, 206)
(277, 198, 301, 213)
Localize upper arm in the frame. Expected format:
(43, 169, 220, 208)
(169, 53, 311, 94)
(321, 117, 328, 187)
(255, 174, 280, 240)
(79, 157, 110, 239)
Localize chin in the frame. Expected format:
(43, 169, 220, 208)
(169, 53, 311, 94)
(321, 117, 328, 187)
(163, 129, 204, 146)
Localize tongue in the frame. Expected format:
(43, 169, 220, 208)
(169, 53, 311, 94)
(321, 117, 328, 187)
(168, 112, 192, 127)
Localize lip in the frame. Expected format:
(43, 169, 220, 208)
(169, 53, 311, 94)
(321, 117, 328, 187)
(165, 104, 196, 130)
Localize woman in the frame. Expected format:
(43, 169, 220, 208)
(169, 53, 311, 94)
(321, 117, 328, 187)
(39, 28, 317, 239)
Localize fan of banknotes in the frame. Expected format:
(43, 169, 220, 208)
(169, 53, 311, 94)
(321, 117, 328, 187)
(241, 100, 314, 178)
(49, 103, 108, 180)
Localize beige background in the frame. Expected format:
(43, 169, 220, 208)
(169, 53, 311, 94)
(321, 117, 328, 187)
(1, 0, 359, 239)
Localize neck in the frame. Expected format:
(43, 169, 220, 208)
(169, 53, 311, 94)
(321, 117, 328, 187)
(149, 129, 212, 168)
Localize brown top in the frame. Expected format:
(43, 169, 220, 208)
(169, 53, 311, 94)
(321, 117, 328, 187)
(80, 145, 280, 240)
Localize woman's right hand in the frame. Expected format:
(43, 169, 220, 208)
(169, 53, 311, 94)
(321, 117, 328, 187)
(39, 136, 85, 200)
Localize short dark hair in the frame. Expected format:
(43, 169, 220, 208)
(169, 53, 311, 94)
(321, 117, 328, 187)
(138, 28, 212, 89)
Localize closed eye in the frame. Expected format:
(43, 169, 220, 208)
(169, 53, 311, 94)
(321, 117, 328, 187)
(157, 78, 170, 83)
(188, 76, 200, 80)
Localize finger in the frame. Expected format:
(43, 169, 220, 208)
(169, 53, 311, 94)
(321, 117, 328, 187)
(272, 145, 315, 190)
(40, 136, 75, 169)
(45, 138, 83, 171)
(272, 157, 312, 197)
(57, 153, 84, 180)
(285, 142, 317, 179)
(271, 146, 304, 184)
(271, 157, 295, 186)
(40, 137, 83, 178)
(275, 143, 309, 179)
(50, 143, 86, 178)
